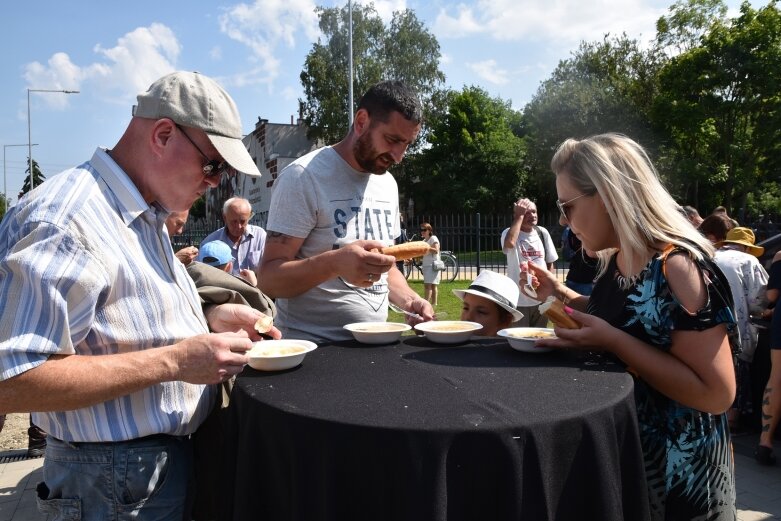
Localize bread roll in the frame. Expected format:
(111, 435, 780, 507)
(254, 315, 274, 334)
(378, 241, 430, 261)
(538, 296, 581, 329)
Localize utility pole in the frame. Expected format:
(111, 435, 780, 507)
(348, 0, 354, 128)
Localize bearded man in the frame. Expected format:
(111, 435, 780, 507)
(259, 81, 434, 342)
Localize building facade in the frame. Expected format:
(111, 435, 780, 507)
(205, 114, 320, 228)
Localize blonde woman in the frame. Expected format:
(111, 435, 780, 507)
(529, 134, 738, 520)
(419, 222, 440, 306)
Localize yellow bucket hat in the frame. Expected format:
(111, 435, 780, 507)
(716, 227, 764, 257)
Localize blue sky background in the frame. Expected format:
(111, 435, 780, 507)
(0, 0, 760, 206)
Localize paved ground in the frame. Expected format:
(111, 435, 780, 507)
(1, 434, 778, 520)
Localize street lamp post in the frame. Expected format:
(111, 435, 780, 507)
(3, 143, 37, 214)
(27, 88, 79, 191)
(348, 0, 354, 128)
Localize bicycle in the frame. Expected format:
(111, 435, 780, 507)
(402, 234, 459, 282)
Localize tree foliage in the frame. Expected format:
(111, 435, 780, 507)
(653, 1, 781, 215)
(403, 86, 525, 214)
(522, 34, 663, 209)
(19, 158, 45, 199)
(299, 4, 445, 145)
(655, 0, 728, 55)
(291, 1, 781, 223)
(0, 193, 8, 220)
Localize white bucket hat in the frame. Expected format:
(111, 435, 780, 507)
(133, 71, 262, 177)
(452, 270, 524, 321)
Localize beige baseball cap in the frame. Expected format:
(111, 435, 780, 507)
(134, 71, 261, 177)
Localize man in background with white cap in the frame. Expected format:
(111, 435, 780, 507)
(0, 71, 279, 520)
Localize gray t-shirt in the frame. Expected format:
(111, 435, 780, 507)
(267, 147, 400, 342)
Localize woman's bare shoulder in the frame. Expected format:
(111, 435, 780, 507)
(664, 251, 707, 312)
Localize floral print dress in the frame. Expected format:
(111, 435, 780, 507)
(588, 246, 737, 521)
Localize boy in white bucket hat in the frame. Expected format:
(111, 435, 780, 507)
(453, 270, 525, 336)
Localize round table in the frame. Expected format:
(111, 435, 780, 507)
(221, 336, 649, 521)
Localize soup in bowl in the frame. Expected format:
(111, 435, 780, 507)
(344, 322, 412, 344)
(497, 328, 556, 353)
(247, 339, 318, 371)
(413, 321, 483, 344)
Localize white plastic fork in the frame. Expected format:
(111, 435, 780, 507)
(388, 302, 447, 320)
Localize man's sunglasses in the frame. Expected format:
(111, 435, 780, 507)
(176, 124, 231, 178)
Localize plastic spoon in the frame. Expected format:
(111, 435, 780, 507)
(524, 270, 538, 299)
(388, 302, 447, 321)
(519, 253, 537, 298)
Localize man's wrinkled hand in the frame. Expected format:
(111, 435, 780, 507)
(205, 303, 281, 341)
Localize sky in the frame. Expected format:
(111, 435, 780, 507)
(1, 0, 762, 206)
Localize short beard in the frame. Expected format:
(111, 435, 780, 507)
(354, 129, 392, 175)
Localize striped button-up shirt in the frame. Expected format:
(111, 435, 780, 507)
(0, 148, 214, 442)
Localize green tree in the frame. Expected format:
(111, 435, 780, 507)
(189, 195, 206, 220)
(19, 158, 45, 199)
(404, 86, 525, 214)
(0, 192, 8, 220)
(652, 2, 781, 215)
(655, 0, 728, 55)
(522, 34, 662, 209)
(299, 4, 445, 145)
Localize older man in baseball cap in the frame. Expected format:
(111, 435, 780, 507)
(0, 71, 278, 520)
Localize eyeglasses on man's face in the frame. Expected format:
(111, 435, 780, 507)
(176, 124, 231, 178)
(556, 193, 589, 221)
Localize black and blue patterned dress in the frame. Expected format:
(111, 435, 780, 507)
(588, 246, 737, 521)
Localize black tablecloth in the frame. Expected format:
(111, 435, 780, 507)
(221, 337, 649, 521)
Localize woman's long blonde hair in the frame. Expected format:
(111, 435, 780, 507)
(550, 133, 713, 285)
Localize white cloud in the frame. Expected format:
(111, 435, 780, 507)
(467, 59, 510, 85)
(93, 24, 180, 95)
(210, 46, 223, 61)
(434, 0, 665, 46)
(434, 4, 483, 38)
(361, 0, 407, 23)
(23, 23, 180, 108)
(218, 0, 320, 86)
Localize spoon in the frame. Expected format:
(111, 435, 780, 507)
(523, 271, 538, 299)
(519, 255, 538, 299)
(388, 302, 447, 321)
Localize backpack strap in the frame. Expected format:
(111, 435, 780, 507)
(534, 225, 549, 261)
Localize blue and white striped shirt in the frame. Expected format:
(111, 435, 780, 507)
(0, 148, 214, 442)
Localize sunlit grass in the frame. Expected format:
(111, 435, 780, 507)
(387, 279, 471, 325)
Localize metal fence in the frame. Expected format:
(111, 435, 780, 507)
(176, 212, 781, 282)
(407, 212, 566, 280)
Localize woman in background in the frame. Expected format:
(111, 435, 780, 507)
(530, 133, 738, 520)
(419, 222, 440, 306)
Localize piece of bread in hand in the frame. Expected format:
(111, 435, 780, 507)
(377, 241, 430, 261)
(538, 296, 581, 329)
(254, 315, 274, 334)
